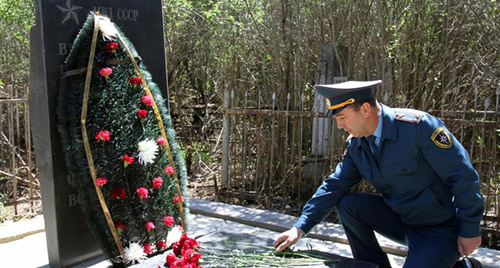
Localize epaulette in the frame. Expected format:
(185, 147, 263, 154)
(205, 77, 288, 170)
(393, 108, 425, 124)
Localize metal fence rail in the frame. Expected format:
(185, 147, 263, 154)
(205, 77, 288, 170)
(221, 87, 500, 230)
(0, 85, 40, 219)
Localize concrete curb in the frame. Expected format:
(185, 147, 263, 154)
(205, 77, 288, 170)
(0, 215, 45, 244)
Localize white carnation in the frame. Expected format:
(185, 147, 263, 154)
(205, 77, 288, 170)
(166, 225, 184, 247)
(137, 139, 158, 165)
(96, 15, 118, 41)
(123, 242, 147, 264)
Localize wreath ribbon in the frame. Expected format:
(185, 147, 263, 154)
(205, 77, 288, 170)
(80, 14, 125, 259)
(115, 27, 187, 232)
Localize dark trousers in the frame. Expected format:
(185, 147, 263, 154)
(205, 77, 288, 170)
(336, 193, 460, 268)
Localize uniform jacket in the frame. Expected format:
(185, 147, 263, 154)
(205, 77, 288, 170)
(295, 104, 484, 238)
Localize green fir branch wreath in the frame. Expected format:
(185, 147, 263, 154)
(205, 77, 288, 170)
(57, 13, 189, 267)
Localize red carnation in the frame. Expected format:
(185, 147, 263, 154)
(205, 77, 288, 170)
(156, 137, 167, 145)
(122, 154, 134, 168)
(157, 240, 167, 250)
(137, 109, 148, 119)
(128, 76, 143, 88)
(114, 221, 126, 234)
(163, 216, 174, 226)
(141, 95, 154, 106)
(105, 42, 119, 53)
(137, 187, 149, 199)
(152, 177, 163, 189)
(109, 187, 126, 200)
(99, 67, 113, 82)
(173, 233, 200, 257)
(143, 243, 153, 255)
(174, 195, 184, 205)
(166, 253, 177, 266)
(145, 221, 156, 231)
(163, 166, 174, 175)
(95, 177, 108, 187)
(95, 130, 110, 142)
(170, 233, 202, 267)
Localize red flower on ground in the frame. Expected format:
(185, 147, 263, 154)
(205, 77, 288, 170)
(114, 221, 126, 234)
(166, 253, 177, 266)
(163, 216, 174, 226)
(128, 76, 142, 87)
(136, 187, 149, 199)
(174, 195, 184, 205)
(163, 166, 174, 174)
(122, 154, 134, 168)
(109, 187, 126, 200)
(152, 177, 163, 189)
(137, 109, 148, 119)
(156, 137, 167, 145)
(95, 130, 110, 142)
(105, 42, 119, 53)
(141, 95, 154, 106)
(182, 248, 202, 264)
(145, 221, 156, 231)
(143, 243, 153, 255)
(95, 177, 108, 187)
(170, 233, 201, 268)
(157, 240, 167, 250)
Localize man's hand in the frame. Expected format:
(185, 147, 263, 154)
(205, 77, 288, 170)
(273, 227, 303, 252)
(457, 236, 481, 256)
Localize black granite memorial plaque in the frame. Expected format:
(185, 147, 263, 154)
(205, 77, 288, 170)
(29, 1, 168, 267)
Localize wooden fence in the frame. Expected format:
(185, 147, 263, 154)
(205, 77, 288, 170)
(1, 82, 499, 234)
(0, 85, 40, 219)
(221, 87, 500, 231)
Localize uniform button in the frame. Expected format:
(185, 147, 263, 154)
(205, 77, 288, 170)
(402, 168, 407, 172)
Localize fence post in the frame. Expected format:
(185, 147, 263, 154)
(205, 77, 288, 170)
(311, 44, 347, 156)
(221, 85, 231, 186)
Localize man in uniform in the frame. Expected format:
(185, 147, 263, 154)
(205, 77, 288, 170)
(273, 80, 484, 267)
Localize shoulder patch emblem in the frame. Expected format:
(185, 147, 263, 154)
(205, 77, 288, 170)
(431, 127, 452, 149)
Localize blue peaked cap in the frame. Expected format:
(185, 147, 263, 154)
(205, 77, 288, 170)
(315, 80, 382, 117)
